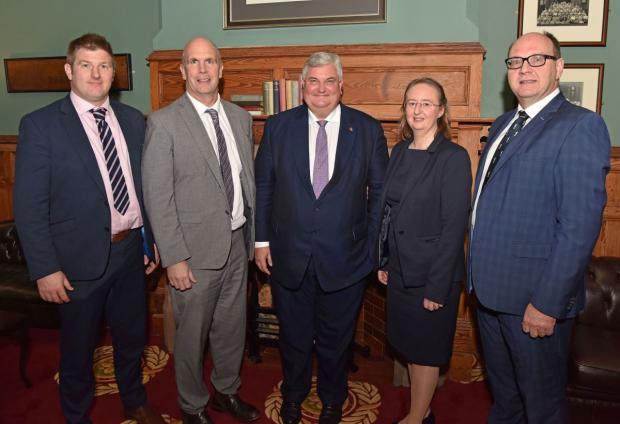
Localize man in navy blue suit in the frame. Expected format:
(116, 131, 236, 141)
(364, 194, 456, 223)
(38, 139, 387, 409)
(254, 52, 388, 424)
(14, 34, 164, 424)
(469, 32, 610, 423)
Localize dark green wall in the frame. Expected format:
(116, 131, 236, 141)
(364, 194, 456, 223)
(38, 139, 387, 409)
(1, 0, 617, 143)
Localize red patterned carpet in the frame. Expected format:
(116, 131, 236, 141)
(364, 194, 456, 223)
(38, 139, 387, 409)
(0, 329, 492, 423)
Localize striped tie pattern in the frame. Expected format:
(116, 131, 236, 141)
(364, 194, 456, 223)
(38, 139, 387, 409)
(206, 109, 235, 209)
(90, 107, 130, 215)
(312, 120, 329, 198)
(483, 110, 529, 187)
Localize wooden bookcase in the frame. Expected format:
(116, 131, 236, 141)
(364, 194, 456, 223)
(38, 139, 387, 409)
(147, 41, 487, 381)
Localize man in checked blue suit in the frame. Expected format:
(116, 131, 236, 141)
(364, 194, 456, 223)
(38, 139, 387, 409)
(254, 52, 388, 424)
(469, 32, 610, 424)
(14, 34, 164, 424)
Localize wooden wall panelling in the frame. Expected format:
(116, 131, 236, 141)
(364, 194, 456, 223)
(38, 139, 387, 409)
(593, 148, 620, 256)
(0, 136, 17, 222)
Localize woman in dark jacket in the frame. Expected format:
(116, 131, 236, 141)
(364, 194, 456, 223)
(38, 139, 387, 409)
(377, 78, 471, 424)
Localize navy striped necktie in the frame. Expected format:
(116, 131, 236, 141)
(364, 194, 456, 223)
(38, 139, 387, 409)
(483, 110, 529, 187)
(90, 107, 130, 215)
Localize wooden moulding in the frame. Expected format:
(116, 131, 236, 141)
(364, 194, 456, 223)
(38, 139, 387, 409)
(4, 54, 132, 93)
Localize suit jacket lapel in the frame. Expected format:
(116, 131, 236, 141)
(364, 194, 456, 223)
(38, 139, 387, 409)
(292, 106, 313, 197)
(177, 95, 225, 189)
(222, 101, 252, 171)
(398, 135, 443, 205)
(473, 112, 512, 195)
(327, 105, 355, 193)
(59, 96, 106, 197)
(488, 94, 564, 182)
(113, 102, 142, 195)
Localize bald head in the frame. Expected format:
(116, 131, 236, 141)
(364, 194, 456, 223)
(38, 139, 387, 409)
(508, 32, 561, 59)
(182, 37, 221, 64)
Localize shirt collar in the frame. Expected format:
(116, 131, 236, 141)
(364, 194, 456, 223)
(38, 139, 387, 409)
(186, 92, 222, 115)
(518, 88, 560, 119)
(308, 104, 341, 125)
(70, 91, 110, 116)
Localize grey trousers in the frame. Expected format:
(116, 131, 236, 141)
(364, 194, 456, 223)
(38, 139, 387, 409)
(169, 229, 248, 414)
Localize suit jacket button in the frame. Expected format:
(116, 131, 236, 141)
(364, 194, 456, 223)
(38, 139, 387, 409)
(398, 230, 404, 235)
(104, 227, 110, 233)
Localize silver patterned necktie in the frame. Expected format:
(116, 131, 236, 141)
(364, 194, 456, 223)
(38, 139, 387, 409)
(90, 107, 130, 215)
(312, 120, 329, 198)
(206, 108, 235, 209)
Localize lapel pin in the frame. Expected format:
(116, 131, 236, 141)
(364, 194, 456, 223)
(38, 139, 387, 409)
(348, 127, 353, 132)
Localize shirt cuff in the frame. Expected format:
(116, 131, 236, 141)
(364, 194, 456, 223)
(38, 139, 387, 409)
(255, 241, 270, 248)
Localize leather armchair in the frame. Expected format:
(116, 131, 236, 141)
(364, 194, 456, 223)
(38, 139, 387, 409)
(0, 222, 59, 326)
(568, 256, 620, 423)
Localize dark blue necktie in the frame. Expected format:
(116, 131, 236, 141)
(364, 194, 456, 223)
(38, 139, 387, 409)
(483, 110, 529, 187)
(206, 109, 235, 209)
(90, 107, 130, 215)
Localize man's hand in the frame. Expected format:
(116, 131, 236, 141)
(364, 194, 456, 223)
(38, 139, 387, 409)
(37, 271, 74, 303)
(522, 303, 556, 338)
(377, 270, 389, 285)
(144, 244, 161, 275)
(423, 298, 444, 312)
(167, 260, 196, 291)
(255, 247, 272, 275)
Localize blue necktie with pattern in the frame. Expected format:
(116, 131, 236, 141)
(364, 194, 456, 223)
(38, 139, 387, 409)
(483, 110, 529, 187)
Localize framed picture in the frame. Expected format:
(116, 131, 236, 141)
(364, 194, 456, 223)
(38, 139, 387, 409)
(560, 64, 604, 113)
(518, 0, 609, 46)
(4, 54, 132, 93)
(224, 0, 386, 29)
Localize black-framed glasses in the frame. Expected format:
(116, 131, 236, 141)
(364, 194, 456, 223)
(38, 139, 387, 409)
(505, 54, 558, 69)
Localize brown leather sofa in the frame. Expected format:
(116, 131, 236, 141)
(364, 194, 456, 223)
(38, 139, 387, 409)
(0, 221, 59, 386)
(568, 256, 620, 423)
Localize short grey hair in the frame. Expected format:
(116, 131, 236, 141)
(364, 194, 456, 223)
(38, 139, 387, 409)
(301, 52, 343, 81)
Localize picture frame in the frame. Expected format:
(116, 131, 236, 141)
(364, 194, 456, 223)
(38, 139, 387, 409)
(560, 64, 604, 113)
(4, 54, 132, 93)
(224, 0, 386, 29)
(518, 0, 609, 46)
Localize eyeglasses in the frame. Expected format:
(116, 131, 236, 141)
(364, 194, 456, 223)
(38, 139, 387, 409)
(505, 54, 558, 69)
(405, 101, 441, 110)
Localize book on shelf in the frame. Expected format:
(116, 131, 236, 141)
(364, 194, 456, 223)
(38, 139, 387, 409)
(262, 81, 274, 116)
(259, 79, 302, 116)
(258, 312, 278, 323)
(273, 80, 280, 114)
(258, 333, 278, 340)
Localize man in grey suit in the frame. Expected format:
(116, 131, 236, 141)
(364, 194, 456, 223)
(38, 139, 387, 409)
(142, 37, 259, 424)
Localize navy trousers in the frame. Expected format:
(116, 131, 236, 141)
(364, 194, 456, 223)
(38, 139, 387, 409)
(271, 258, 366, 406)
(58, 230, 147, 424)
(477, 304, 573, 424)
